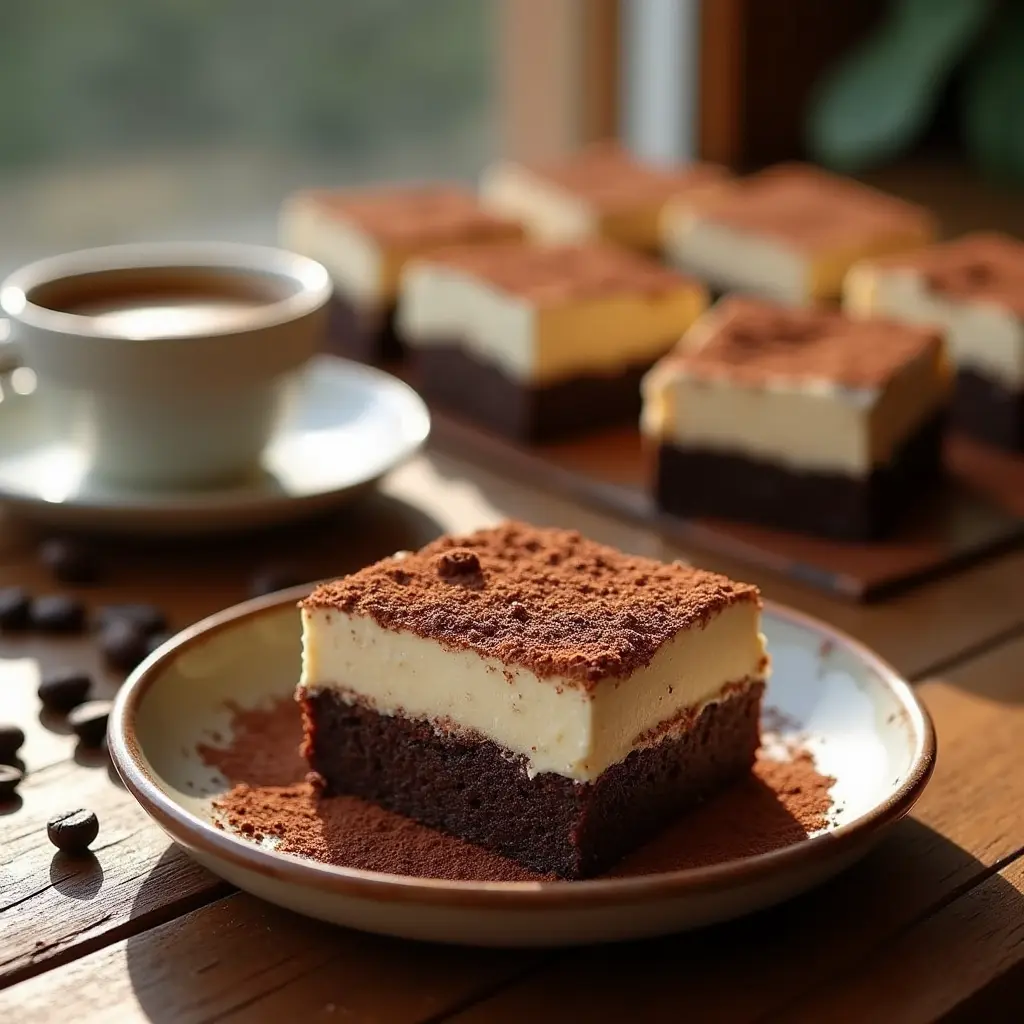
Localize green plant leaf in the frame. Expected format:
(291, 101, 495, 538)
(806, 0, 994, 172)
(962, 5, 1024, 185)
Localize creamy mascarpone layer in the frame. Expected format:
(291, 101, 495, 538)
(481, 163, 599, 246)
(482, 163, 686, 252)
(845, 264, 1024, 388)
(662, 210, 935, 304)
(279, 196, 391, 305)
(642, 338, 949, 475)
(397, 262, 705, 385)
(663, 218, 811, 305)
(300, 601, 766, 782)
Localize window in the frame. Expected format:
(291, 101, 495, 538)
(0, 0, 496, 275)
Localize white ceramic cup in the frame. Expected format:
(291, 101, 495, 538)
(1, 242, 332, 490)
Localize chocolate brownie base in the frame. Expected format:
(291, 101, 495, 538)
(411, 343, 653, 443)
(655, 412, 945, 541)
(953, 369, 1024, 452)
(300, 682, 763, 879)
(327, 295, 403, 364)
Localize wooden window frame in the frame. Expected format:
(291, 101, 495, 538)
(496, 1, 873, 169)
(496, 0, 620, 162)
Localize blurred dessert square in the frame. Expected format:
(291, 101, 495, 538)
(279, 185, 523, 363)
(642, 296, 950, 539)
(398, 241, 707, 441)
(662, 163, 937, 305)
(845, 232, 1024, 452)
(480, 143, 727, 252)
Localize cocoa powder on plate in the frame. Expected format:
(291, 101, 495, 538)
(200, 698, 835, 883)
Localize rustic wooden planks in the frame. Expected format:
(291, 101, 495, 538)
(0, 744, 226, 986)
(0, 894, 541, 1024)
(1, 451, 1022, 1019)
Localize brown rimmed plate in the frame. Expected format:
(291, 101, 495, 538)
(108, 588, 935, 947)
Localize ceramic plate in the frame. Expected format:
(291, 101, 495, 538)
(0, 355, 429, 535)
(109, 591, 935, 947)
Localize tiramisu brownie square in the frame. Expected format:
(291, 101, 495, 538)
(397, 242, 708, 441)
(662, 164, 936, 305)
(278, 186, 523, 362)
(642, 297, 950, 540)
(845, 233, 1024, 451)
(481, 142, 728, 252)
(298, 522, 767, 880)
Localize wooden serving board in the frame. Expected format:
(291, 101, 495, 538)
(426, 413, 1024, 602)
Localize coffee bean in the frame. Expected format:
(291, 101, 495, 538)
(39, 538, 101, 585)
(38, 668, 92, 712)
(47, 809, 99, 854)
(0, 764, 23, 799)
(95, 603, 167, 636)
(68, 701, 111, 747)
(99, 618, 149, 672)
(0, 724, 25, 763)
(0, 587, 31, 630)
(248, 564, 305, 599)
(144, 631, 174, 657)
(30, 595, 86, 633)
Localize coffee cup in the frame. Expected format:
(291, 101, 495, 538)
(0, 242, 332, 490)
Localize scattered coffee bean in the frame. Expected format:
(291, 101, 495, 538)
(144, 631, 174, 657)
(248, 564, 305, 599)
(30, 595, 86, 633)
(0, 586, 31, 630)
(99, 618, 149, 672)
(0, 764, 23, 799)
(95, 603, 167, 636)
(68, 701, 112, 747)
(47, 809, 99, 854)
(38, 668, 92, 712)
(0, 724, 25, 763)
(39, 538, 101, 585)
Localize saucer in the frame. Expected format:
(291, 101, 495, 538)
(0, 355, 429, 535)
(109, 590, 935, 947)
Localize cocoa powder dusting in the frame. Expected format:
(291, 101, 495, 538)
(665, 296, 943, 391)
(198, 700, 306, 788)
(609, 750, 833, 877)
(201, 699, 834, 883)
(302, 522, 760, 687)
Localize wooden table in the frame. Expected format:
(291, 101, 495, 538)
(1, 449, 1022, 1023)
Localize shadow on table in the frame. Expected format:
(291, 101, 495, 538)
(49, 488, 445, 581)
(473, 817, 1024, 1022)
(73, 742, 112, 770)
(943, 639, 1024, 705)
(122, 846, 535, 1024)
(120, 819, 1022, 1023)
(49, 851, 104, 900)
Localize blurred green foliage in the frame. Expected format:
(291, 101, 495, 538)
(807, 0, 1024, 185)
(0, 0, 492, 168)
(806, 0, 992, 174)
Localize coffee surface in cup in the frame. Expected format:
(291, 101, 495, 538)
(27, 265, 289, 339)
(68, 295, 263, 338)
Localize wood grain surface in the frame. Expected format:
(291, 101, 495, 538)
(1, 450, 1022, 1022)
(0, 894, 541, 1024)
